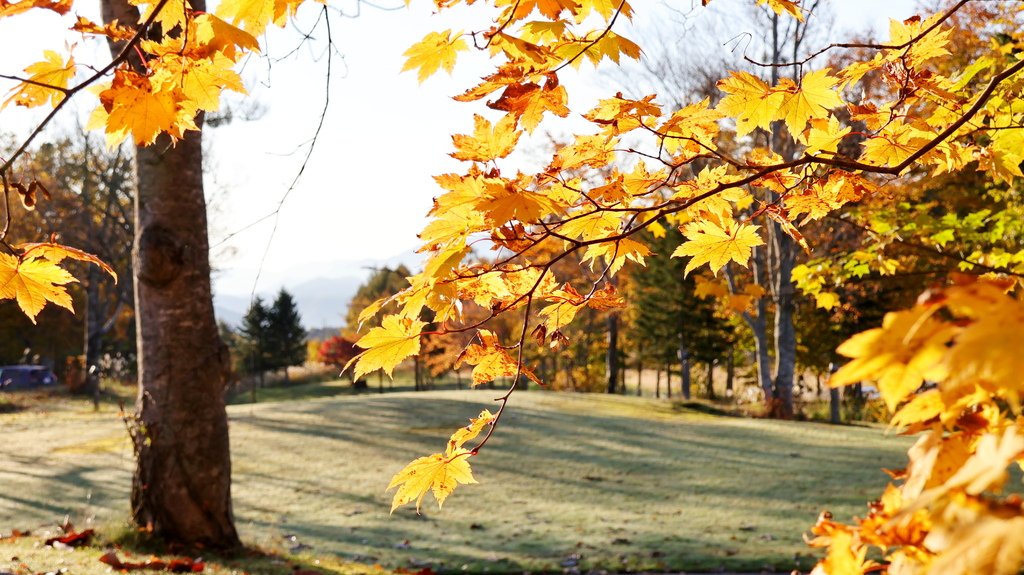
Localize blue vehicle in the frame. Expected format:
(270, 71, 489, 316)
(0, 365, 57, 390)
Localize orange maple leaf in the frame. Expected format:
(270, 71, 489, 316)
(451, 114, 521, 162)
(455, 329, 542, 387)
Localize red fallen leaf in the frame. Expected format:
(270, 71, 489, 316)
(167, 557, 204, 572)
(45, 528, 94, 547)
(142, 557, 168, 570)
(99, 551, 125, 569)
(0, 528, 30, 540)
(99, 551, 203, 572)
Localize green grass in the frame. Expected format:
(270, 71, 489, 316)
(0, 534, 387, 575)
(0, 387, 912, 573)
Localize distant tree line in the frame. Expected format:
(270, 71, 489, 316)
(221, 289, 307, 385)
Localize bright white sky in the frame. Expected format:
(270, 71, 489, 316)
(0, 0, 915, 297)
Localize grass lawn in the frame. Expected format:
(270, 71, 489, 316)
(0, 387, 911, 573)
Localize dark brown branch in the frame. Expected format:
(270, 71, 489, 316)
(742, 0, 970, 69)
(552, 0, 628, 73)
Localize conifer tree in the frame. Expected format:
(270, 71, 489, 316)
(267, 289, 307, 378)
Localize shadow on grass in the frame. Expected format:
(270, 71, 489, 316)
(224, 391, 906, 573)
(1, 389, 908, 574)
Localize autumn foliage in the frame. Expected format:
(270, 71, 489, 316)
(3, 0, 1024, 572)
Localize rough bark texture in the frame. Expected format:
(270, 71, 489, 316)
(130, 133, 239, 548)
(100, 0, 238, 549)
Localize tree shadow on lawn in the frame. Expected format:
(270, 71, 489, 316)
(0, 456, 131, 528)
(0, 390, 909, 574)
(227, 392, 908, 573)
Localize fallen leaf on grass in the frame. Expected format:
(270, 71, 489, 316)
(99, 551, 204, 572)
(0, 528, 30, 540)
(44, 529, 93, 547)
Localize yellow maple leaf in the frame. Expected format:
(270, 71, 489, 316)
(477, 189, 556, 226)
(216, 0, 275, 36)
(350, 315, 426, 379)
(756, 0, 803, 20)
(860, 122, 932, 167)
(888, 13, 951, 69)
(552, 133, 617, 171)
(814, 291, 840, 310)
(451, 114, 521, 162)
(496, 0, 580, 20)
(17, 241, 117, 283)
(891, 389, 943, 430)
(446, 409, 496, 455)
(694, 276, 727, 299)
(672, 218, 764, 276)
(812, 530, 867, 575)
(0, 0, 71, 18)
(3, 50, 75, 109)
(715, 71, 783, 136)
(194, 13, 260, 61)
(0, 253, 76, 323)
(776, 69, 843, 140)
(581, 237, 650, 275)
(402, 30, 467, 83)
(387, 449, 476, 513)
(96, 69, 182, 146)
(803, 116, 851, 156)
(455, 329, 542, 386)
(132, 0, 187, 37)
(157, 53, 246, 113)
(388, 408, 502, 513)
(831, 307, 952, 411)
(556, 210, 622, 241)
(576, 31, 642, 67)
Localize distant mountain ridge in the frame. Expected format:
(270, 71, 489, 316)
(213, 249, 423, 330)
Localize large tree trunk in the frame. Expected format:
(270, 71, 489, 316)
(130, 132, 239, 548)
(731, 258, 774, 401)
(101, 0, 238, 548)
(830, 387, 841, 424)
(606, 313, 619, 394)
(771, 230, 797, 419)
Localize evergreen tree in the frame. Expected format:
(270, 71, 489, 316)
(267, 289, 307, 377)
(239, 296, 270, 382)
(626, 227, 733, 399)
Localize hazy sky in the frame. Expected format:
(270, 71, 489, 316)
(0, 0, 917, 296)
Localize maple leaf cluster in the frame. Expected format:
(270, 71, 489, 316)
(812, 276, 1024, 575)
(0, 0, 306, 319)
(5, 0, 1024, 569)
(348, 1, 1024, 554)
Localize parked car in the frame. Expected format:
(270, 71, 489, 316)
(0, 365, 57, 391)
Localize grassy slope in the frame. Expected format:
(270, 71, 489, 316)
(0, 388, 911, 573)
